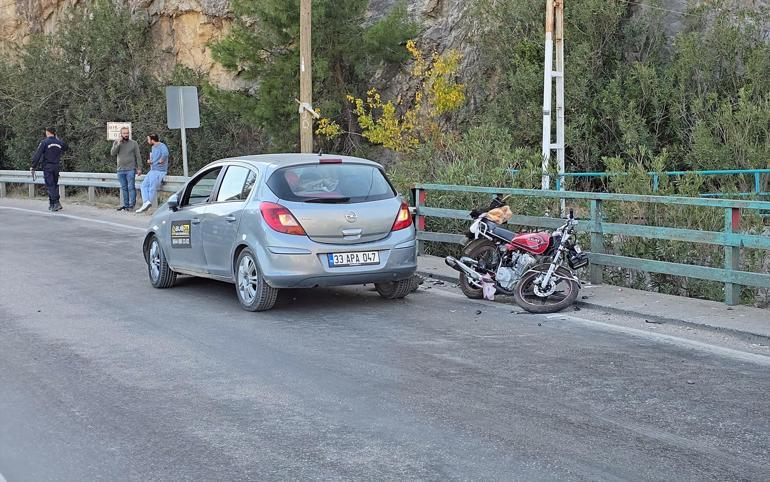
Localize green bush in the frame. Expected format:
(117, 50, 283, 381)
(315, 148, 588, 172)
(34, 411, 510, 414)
(0, 0, 264, 174)
(472, 0, 770, 180)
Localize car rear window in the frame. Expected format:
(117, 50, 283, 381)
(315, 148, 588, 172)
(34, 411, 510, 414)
(266, 163, 396, 203)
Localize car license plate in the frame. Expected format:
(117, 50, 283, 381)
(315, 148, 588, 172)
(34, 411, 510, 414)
(328, 251, 380, 267)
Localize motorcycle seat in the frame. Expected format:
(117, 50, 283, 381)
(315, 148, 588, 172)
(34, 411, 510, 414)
(484, 220, 517, 242)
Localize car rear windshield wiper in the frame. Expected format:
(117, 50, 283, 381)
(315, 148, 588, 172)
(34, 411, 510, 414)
(303, 197, 351, 204)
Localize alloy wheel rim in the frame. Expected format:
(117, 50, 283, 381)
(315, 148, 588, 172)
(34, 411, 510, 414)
(238, 255, 258, 304)
(149, 240, 161, 281)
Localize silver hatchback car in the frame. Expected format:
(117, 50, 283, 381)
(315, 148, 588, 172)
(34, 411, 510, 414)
(142, 154, 417, 311)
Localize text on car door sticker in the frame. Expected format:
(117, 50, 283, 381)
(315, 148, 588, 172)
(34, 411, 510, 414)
(171, 220, 192, 248)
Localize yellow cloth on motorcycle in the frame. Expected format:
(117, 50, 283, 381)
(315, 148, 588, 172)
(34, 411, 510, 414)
(486, 206, 513, 224)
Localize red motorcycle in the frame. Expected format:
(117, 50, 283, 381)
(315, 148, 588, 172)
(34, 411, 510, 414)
(445, 196, 588, 313)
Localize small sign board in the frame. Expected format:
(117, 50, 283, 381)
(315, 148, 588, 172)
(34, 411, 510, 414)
(107, 122, 132, 140)
(166, 86, 200, 129)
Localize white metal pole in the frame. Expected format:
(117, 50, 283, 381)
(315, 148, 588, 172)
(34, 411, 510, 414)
(179, 89, 189, 178)
(555, 0, 565, 213)
(542, 0, 555, 191)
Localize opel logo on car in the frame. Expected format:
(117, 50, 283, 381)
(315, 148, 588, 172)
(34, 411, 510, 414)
(345, 212, 358, 223)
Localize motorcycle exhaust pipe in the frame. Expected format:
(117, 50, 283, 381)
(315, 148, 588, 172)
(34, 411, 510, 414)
(445, 256, 483, 281)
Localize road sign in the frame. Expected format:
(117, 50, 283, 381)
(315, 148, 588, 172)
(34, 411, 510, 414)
(165, 86, 200, 178)
(107, 122, 132, 140)
(166, 86, 200, 129)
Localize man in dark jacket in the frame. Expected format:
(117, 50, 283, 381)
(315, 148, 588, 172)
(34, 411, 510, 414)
(30, 127, 69, 211)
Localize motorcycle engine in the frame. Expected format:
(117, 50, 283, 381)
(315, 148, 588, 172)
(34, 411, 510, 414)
(496, 253, 537, 291)
(513, 253, 537, 278)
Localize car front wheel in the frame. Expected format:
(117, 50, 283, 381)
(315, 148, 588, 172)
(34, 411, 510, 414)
(147, 235, 176, 288)
(235, 248, 278, 312)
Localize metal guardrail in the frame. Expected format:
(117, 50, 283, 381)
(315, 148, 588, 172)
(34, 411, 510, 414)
(0, 170, 187, 203)
(509, 168, 770, 198)
(411, 184, 770, 305)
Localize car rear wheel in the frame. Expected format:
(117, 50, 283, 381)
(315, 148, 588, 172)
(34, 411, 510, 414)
(235, 248, 278, 312)
(375, 278, 413, 299)
(147, 236, 176, 289)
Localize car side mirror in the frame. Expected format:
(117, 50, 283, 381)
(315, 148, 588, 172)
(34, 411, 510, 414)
(167, 193, 179, 211)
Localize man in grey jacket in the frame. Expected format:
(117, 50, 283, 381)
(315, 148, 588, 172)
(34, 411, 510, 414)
(111, 127, 142, 210)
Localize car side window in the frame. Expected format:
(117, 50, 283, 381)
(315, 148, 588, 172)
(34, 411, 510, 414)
(216, 166, 257, 203)
(183, 168, 222, 206)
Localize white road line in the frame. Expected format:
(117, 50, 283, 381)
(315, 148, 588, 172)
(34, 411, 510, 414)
(0, 205, 146, 232)
(548, 313, 770, 366)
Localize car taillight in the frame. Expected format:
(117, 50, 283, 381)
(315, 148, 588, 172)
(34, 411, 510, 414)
(260, 202, 306, 235)
(391, 201, 413, 231)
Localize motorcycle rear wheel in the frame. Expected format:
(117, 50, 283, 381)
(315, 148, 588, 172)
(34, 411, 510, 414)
(459, 240, 498, 299)
(513, 268, 579, 314)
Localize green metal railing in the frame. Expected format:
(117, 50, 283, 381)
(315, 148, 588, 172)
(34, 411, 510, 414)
(411, 184, 770, 305)
(509, 168, 770, 198)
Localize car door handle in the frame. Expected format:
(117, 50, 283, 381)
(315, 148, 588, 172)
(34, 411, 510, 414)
(191, 218, 201, 225)
(225, 216, 237, 223)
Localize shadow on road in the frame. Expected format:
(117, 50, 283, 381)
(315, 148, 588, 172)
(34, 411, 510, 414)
(168, 275, 417, 312)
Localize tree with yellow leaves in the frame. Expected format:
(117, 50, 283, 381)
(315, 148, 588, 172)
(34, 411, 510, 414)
(316, 40, 465, 153)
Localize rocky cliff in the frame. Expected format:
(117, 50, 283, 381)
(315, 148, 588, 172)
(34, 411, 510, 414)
(0, 0, 474, 88)
(1, 0, 767, 89)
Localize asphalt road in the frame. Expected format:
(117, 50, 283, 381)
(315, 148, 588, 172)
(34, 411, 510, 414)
(1, 204, 769, 481)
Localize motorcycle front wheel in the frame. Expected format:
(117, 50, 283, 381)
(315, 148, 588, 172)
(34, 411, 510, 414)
(513, 268, 579, 314)
(459, 239, 498, 299)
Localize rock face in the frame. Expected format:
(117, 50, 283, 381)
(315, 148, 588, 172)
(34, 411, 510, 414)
(0, 0, 479, 87)
(633, 0, 769, 38)
(0, 0, 239, 86)
(0, 0, 766, 88)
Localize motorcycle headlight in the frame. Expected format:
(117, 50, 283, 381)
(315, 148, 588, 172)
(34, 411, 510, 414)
(568, 252, 589, 269)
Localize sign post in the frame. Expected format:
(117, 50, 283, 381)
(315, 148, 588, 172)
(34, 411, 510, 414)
(165, 86, 200, 178)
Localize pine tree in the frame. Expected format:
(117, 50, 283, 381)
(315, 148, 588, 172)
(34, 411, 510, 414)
(210, 0, 417, 152)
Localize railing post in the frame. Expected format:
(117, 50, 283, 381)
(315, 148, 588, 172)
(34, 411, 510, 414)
(88, 186, 96, 202)
(724, 207, 741, 305)
(28, 183, 35, 198)
(589, 199, 603, 284)
(754, 172, 761, 195)
(652, 173, 659, 192)
(58, 185, 66, 201)
(0, 182, 6, 198)
(413, 187, 426, 256)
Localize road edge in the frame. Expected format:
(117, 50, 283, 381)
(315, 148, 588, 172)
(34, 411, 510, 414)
(416, 268, 770, 342)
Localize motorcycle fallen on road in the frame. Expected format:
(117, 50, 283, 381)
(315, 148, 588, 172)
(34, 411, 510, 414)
(445, 196, 588, 313)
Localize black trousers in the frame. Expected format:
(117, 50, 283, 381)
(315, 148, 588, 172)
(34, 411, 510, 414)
(43, 168, 60, 204)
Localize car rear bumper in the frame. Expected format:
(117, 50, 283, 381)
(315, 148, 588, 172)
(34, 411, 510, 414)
(258, 241, 417, 289)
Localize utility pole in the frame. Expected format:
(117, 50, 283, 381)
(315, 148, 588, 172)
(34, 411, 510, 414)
(299, 0, 313, 153)
(542, 0, 565, 195)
